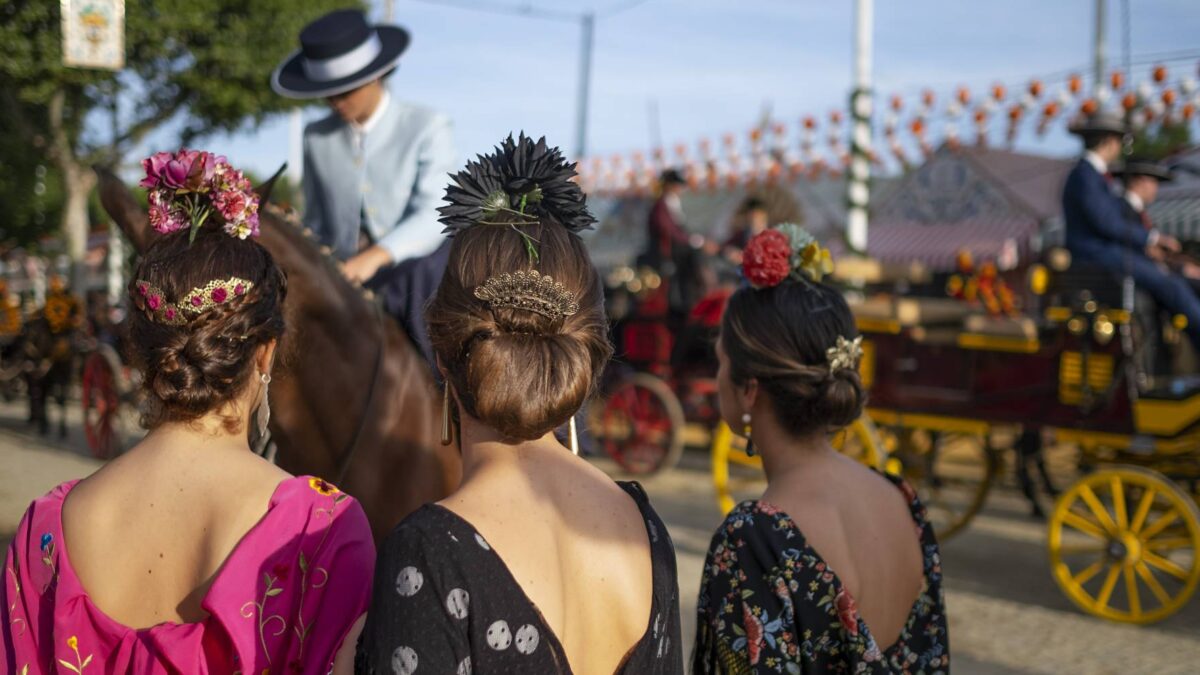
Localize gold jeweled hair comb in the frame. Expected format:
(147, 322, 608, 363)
(473, 270, 580, 320)
(133, 277, 254, 326)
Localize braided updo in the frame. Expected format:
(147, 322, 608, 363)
(126, 226, 287, 431)
(721, 280, 865, 437)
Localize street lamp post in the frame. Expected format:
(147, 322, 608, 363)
(846, 0, 873, 254)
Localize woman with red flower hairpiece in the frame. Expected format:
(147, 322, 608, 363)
(692, 227, 949, 674)
(1, 151, 373, 675)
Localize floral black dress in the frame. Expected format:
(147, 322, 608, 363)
(691, 473, 948, 675)
(357, 481, 683, 674)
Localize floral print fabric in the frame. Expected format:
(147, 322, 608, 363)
(692, 473, 949, 675)
(356, 481, 684, 674)
(1, 476, 374, 674)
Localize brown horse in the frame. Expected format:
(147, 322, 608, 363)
(96, 166, 460, 540)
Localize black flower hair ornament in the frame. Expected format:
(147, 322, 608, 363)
(438, 133, 596, 263)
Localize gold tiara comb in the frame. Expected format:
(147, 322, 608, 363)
(473, 270, 579, 320)
(133, 277, 254, 326)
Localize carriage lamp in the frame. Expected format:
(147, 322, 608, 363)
(1068, 316, 1088, 336)
(1174, 314, 1189, 331)
(1083, 299, 1098, 314)
(1093, 314, 1115, 345)
(1027, 264, 1049, 296)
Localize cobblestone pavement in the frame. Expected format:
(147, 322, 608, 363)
(1, 401, 1197, 673)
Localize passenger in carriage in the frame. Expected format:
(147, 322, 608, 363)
(1061, 112, 1200, 351)
(720, 195, 771, 265)
(1116, 157, 1200, 283)
(1, 152, 374, 674)
(272, 9, 456, 367)
(357, 135, 684, 674)
(644, 168, 719, 327)
(693, 226, 948, 674)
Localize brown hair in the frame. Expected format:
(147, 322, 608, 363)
(721, 280, 864, 437)
(426, 220, 612, 441)
(125, 227, 287, 431)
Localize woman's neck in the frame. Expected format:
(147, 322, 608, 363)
(455, 417, 570, 483)
(752, 411, 838, 484)
(143, 414, 253, 454)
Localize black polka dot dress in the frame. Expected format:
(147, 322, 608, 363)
(356, 482, 683, 674)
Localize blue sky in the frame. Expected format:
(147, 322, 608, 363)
(156, 0, 1200, 179)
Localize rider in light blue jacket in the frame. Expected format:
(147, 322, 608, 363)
(273, 9, 456, 365)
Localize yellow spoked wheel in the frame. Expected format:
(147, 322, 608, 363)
(1048, 466, 1200, 624)
(889, 429, 996, 542)
(711, 416, 887, 514)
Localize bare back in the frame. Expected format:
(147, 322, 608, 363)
(762, 451, 924, 649)
(61, 439, 291, 629)
(442, 450, 655, 674)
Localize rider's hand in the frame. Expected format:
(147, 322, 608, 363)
(724, 249, 744, 266)
(342, 246, 393, 285)
(1157, 233, 1183, 253)
(1146, 243, 1167, 262)
(702, 240, 721, 256)
(1183, 262, 1200, 280)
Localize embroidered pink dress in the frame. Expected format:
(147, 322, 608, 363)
(1, 476, 374, 675)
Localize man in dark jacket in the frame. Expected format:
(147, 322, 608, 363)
(1062, 113, 1200, 349)
(644, 169, 717, 322)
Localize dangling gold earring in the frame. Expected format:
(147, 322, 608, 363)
(441, 384, 453, 446)
(742, 412, 755, 457)
(568, 415, 579, 456)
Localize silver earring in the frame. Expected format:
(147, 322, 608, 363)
(568, 415, 579, 456)
(256, 372, 271, 439)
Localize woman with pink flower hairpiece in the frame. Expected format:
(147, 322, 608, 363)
(1, 150, 373, 674)
(691, 225, 949, 674)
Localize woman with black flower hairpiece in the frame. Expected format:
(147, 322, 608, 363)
(691, 226, 949, 674)
(356, 134, 684, 675)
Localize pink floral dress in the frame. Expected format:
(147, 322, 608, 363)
(1, 476, 374, 674)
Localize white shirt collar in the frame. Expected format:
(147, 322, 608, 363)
(1084, 151, 1108, 175)
(1125, 191, 1145, 212)
(351, 90, 391, 137)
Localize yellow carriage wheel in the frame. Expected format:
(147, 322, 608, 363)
(1048, 466, 1200, 624)
(890, 429, 996, 542)
(711, 416, 887, 514)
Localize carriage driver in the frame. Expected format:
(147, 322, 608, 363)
(272, 9, 455, 366)
(1061, 112, 1200, 351)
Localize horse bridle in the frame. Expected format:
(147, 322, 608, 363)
(333, 298, 386, 484)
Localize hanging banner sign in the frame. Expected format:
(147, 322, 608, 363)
(61, 0, 125, 70)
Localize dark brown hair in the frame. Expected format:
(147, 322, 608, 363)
(126, 227, 287, 430)
(721, 280, 864, 437)
(426, 220, 612, 441)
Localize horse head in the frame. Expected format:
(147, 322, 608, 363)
(96, 165, 458, 539)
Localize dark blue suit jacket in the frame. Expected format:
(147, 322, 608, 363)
(1063, 158, 1150, 267)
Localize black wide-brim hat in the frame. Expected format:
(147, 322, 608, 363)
(1115, 158, 1174, 182)
(1067, 111, 1127, 137)
(271, 9, 409, 99)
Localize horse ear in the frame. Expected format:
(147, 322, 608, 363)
(94, 165, 152, 253)
(255, 163, 288, 208)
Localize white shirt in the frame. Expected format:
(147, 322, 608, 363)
(1084, 151, 1108, 176)
(1125, 191, 1145, 213)
(349, 90, 391, 153)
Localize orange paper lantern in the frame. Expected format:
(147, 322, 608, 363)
(1111, 70, 1125, 90)
(1163, 89, 1178, 106)
(921, 90, 935, 108)
(1183, 103, 1196, 121)
(992, 83, 1007, 101)
(1029, 80, 1044, 97)
(1081, 98, 1098, 115)
(830, 110, 844, 125)
(1068, 74, 1083, 94)
(973, 109, 987, 124)
(1122, 92, 1138, 111)
(1008, 104, 1024, 121)
(803, 116, 817, 131)
(1153, 65, 1168, 83)
(890, 94, 904, 112)
(956, 87, 971, 105)
(910, 118, 925, 135)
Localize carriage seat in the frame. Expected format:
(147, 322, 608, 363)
(962, 314, 1038, 340)
(850, 296, 974, 330)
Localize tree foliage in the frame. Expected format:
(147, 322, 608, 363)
(0, 0, 358, 248)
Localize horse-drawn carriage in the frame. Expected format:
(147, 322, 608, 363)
(709, 249, 1200, 625)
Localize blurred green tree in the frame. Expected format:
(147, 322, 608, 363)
(0, 0, 357, 263)
(1130, 120, 1193, 159)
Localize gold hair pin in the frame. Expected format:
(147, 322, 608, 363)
(826, 335, 864, 374)
(473, 270, 579, 320)
(134, 277, 254, 326)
